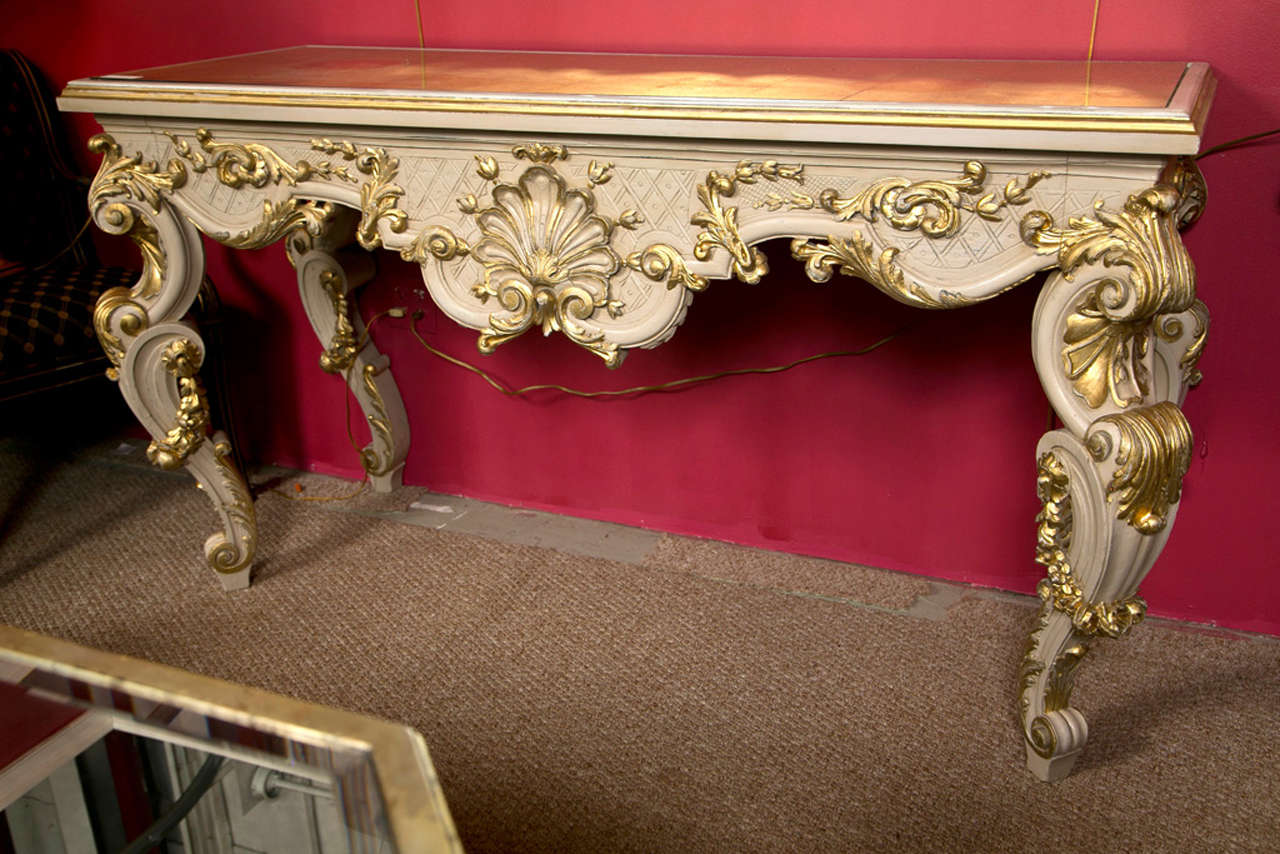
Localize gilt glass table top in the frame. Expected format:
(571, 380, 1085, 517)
(60, 46, 1213, 152)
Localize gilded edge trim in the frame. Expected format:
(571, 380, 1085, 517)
(61, 83, 1206, 138)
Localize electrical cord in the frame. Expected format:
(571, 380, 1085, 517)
(118, 753, 224, 854)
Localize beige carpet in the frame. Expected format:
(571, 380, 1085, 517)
(1, 419, 1278, 852)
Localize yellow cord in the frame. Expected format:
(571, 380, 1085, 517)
(405, 310, 906, 399)
(1084, 0, 1101, 107)
(413, 0, 426, 89)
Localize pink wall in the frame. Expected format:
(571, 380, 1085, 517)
(11, 1, 1280, 633)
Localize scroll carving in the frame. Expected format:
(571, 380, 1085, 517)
(788, 161, 1048, 308)
(87, 135, 187, 373)
(627, 160, 804, 291)
(1021, 185, 1196, 409)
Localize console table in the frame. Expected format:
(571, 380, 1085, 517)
(59, 47, 1215, 781)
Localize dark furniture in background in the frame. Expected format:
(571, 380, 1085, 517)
(0, 49, 138, 402)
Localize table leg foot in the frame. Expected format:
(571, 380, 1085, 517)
(370, 467, 403, 494)
(1025, 740, 1080, 783)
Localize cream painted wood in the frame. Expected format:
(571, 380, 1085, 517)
(62, 51, 1213, 781)
(287, 206, 410, 492)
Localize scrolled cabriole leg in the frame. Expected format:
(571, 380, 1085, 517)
(116, 324, 256, 590)
(287, 208, 410, 492)
(88, 133, 258, 589)
(1019, 161, 1207, 779)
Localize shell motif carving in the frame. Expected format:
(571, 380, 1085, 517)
(469, 164, 625, 365)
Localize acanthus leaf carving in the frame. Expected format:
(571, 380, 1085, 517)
(1021, 186, 1196, 410)
(1085, 401, 1193, 534)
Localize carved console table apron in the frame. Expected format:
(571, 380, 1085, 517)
(59, 48, 1215, 781)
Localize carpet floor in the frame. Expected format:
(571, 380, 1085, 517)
(1, 413, 1277, 853)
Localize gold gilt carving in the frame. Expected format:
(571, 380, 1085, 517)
(147, 338, 210, 471)
(512, 143, 568, 164)
(310, 139, 408, 249)
(219, 199, 336, 250)
(407, 145, 642, 366)
(400, 225, 471, 264)
(1034, 451, 1147, 637)
(165, 129, 356, 188)
(1021, 186, 1196, 409)
(165, 130, 407, 251)
(787, 161, 1047, 307)
(359, 363, 394, 477)
(1161, 156, 1207, 228)
(89, 134, 188, 215)
(87, 135, 187, 375)
(1085, 401, 1193, 534)
(764, 161, 1050, 238)
(1017, 593, 1093, 760)
(319, 270, 359, 374)
(1017, 599, 1052, 719)
(627, 160, 804, 291)
(207, 439, 256, 575)
(93, 288, 149, 378)
(790, 234, 974, 309)
(1157, 299, 1209, 388)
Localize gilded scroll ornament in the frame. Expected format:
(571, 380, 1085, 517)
(1160, 156, 1207, 228)
(1157, 299, 1209, 388)
(318, 270, 359, 374)
(764, 161, 1049, 239)
(87, 135, 183, 375)
(1034, 451, 1147, 638)
(146, 338, 210, 471)
(359, 363, 394, 477)
(166, 129, 356, 188)
(93, 288, 149, 377)
(628, 160, 803, 290)
(400, 226, 471, 264)
(1021, 186, 1196, 409)
(512, 143, 568, 164)
(219, 198, 336, 250)
(1085, 402, 1192, 534)
(311, 139, 408, 249)
(165, 130, 407, 252)
(785, 161, 1047, 307)
(88, 134, 188, 214)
